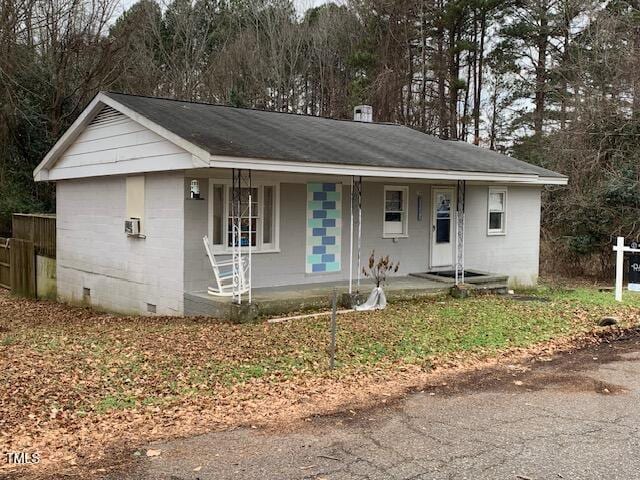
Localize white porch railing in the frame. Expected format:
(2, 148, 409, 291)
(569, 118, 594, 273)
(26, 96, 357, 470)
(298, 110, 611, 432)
(231, 169, 253, 304)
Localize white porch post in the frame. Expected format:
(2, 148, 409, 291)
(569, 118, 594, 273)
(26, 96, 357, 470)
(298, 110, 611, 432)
(231, 169, 252, 304)
(355, 177, 363, 292)
(231, 169, 240, 304)
(455, 180, 466, 286)
(615, 236, 624, 302)
(248, 189, 252, 304)
(349, 177, 354, 295)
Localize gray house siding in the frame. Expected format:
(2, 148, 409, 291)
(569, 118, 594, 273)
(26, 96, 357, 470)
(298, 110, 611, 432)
(464, 185, 541, 286)
(183, 178, 434, 293)
(183, 177, 541, 293)
(57, 172, 541, 316)
(56, 173, 184, 315)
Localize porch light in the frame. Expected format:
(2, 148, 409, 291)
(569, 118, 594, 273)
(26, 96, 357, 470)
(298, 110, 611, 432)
(190, 179, 201, 199)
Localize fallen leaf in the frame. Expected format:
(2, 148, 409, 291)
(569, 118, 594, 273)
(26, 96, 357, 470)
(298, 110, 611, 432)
(146, 449, 161, 457)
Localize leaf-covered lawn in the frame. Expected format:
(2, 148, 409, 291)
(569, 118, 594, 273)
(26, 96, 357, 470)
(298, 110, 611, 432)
(1, 285, 639, 477)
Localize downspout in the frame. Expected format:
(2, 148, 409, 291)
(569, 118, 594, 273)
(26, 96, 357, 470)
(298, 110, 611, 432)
(455, 180, 466, 285)
(356, 177, 363, 292)
(349, 177, 354, 295)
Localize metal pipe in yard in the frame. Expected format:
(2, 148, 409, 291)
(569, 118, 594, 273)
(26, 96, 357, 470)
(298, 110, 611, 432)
(329, 289, 338, 370)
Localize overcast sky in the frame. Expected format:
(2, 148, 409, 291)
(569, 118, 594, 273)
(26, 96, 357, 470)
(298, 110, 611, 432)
(112, 0, 334, 19)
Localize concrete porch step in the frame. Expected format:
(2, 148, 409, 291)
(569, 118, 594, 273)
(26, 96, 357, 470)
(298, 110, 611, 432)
(184, 273, 510, 322)
(409, 270, 509, 286)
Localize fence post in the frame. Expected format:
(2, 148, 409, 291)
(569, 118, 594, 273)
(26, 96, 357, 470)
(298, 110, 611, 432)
(615, 236, 624, 302)
(10, 238, 36, 298)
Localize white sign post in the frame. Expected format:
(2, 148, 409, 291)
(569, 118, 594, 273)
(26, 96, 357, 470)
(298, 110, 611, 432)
(613, 236, 640, 302)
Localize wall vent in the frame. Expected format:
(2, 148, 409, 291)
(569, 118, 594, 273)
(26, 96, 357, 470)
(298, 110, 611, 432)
(89, 105, 125, 127)
(147, 303, 157, 314)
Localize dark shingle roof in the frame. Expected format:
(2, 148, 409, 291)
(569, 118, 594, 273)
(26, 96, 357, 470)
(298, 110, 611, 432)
(104, 92, 565, 179)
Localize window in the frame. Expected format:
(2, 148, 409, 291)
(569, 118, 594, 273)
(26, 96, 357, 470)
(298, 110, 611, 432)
(383, 186, 409, 237)
(227, 187, 258, 247)
(488, 187, 507, 235)
(209, 182, 279, 252)
(212, 185, 224, 244)
(263, 185, 273, 244)
(435, 191, 452, 243)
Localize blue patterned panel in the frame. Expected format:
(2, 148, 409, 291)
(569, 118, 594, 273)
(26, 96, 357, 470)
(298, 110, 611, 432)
(306, 183, 341, 273)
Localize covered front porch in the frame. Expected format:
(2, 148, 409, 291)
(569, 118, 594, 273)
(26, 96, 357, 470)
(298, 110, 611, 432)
(182, 166, 538, 320)
(184, 271, 509, 319)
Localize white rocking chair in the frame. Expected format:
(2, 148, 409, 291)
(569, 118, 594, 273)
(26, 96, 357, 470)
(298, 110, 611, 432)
(202, 236, 249, 296)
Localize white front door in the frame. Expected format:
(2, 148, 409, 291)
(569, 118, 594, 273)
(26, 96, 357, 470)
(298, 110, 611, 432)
(431, 187, 455, 268)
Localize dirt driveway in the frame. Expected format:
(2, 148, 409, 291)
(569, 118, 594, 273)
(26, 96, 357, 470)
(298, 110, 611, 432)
(116, 333, 640, 480)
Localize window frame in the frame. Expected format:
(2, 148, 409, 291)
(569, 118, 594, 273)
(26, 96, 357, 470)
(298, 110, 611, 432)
(487, 187, 507, 236)
(208, 180, 280, 254)
(382, 185, 409, 238)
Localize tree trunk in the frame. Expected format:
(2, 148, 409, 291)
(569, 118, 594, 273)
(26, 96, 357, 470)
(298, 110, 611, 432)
(473, 10, 486, 145)
(489, 81, 498, 151)
(420, 0, 428, 131)
(406, 41, 413, 126)
(437, 15, 448, 138)
(533, 1, 548, 139)
(448, 26, 459, 140)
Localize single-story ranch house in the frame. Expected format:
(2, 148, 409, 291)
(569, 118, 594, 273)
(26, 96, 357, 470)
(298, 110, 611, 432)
(34, 92, 567, 317)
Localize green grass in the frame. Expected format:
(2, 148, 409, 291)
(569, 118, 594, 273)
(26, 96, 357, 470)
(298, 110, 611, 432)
(95, 394, 137, 413)
(2, 285, 639, 417)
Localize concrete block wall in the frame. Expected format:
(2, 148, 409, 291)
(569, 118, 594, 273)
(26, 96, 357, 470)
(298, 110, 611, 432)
(56, 172, 184, 315)
(463, 185, 541, 286)
(183, 177, 210, 293)
(56, 173, 541, 316)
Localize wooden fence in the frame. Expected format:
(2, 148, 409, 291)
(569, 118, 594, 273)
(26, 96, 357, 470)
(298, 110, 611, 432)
(0, 214, 56, 297)
(12, 213, 56, 258)
(10, 238, 35, 297)
(0, 238, 9, 289)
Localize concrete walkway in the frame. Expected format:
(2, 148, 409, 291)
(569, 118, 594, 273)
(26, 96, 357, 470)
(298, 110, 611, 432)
(117, 335, 640, 480)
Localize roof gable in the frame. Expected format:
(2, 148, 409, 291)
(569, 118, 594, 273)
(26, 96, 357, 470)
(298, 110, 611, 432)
(33, 93, 209, 181)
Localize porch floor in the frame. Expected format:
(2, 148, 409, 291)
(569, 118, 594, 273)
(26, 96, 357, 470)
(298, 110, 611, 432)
(184, 272, 509, 320)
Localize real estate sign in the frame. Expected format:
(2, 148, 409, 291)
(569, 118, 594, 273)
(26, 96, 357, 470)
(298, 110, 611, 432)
(629, 241, 640, 292)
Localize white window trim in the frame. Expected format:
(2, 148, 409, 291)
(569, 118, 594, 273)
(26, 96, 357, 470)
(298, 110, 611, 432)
(208, 179, 280, 254)
(487, 187, 507, 236)
(383, 185, 409, 238)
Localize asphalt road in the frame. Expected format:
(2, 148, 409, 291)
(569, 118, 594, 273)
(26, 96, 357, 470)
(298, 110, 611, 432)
(119, 335, 640, 480)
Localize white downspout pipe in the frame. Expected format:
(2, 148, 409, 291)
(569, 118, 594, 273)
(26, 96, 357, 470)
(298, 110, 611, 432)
(349, 177, 354, 295)
(615, 236, 624, 302)
(357, 177, 362, 292)
(248, 191, 252, 304)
